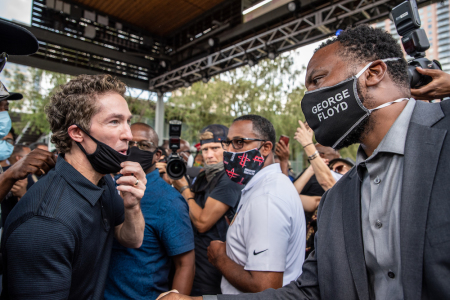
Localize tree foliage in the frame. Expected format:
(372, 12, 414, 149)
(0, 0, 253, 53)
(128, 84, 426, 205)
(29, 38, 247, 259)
(167, 53, 308, 160)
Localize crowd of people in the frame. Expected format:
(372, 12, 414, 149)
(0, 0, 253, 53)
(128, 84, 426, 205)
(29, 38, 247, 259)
(1, 18, 450, 300)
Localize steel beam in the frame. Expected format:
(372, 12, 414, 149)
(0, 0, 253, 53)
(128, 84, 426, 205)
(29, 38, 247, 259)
(155, 93, 165, 144)
(148, 0, 418, 91)
(9, 55, 149, 90)
(28, 26, 152, 68)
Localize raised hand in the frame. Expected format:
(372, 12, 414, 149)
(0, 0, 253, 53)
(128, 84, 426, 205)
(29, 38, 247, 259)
(294, 120, 314, 148)
(116, 161, 147, 209)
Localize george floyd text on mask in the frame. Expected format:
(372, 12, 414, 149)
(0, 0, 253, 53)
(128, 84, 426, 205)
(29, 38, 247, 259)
(310, 89, 350, 122)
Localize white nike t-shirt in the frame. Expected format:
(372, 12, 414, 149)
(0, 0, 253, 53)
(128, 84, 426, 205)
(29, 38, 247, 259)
(221, 163, 306, 294)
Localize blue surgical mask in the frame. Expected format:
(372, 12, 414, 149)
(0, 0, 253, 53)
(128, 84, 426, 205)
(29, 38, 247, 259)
(0, 140, 13, 161)
(0, 111, 11, 139)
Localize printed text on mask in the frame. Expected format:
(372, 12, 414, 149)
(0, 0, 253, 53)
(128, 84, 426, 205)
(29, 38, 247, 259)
(311, 89, 350, 122)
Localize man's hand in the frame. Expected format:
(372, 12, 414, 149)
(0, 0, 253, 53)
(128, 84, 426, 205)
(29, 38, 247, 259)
(6, 149, 56, 181)
(411, 67, 450, 100)
(294, 120, 314, 148)
(157, 290, 200, 300)
(172, 175, 189, 192)
(207, 240, 227, 268)
(155, 161, 174, 185)
(11, 178, 27, 199)
(155, 161, 167, 175)
(275, 140, 290, 162)
(116, 161, 147, 209)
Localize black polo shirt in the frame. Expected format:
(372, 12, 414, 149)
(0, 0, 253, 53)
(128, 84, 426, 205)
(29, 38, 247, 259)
(1, 155, 125, 300)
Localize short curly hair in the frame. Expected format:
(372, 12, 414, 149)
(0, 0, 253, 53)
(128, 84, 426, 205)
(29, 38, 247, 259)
(317, 25, 409, 89)
(45, 74, 127, 153)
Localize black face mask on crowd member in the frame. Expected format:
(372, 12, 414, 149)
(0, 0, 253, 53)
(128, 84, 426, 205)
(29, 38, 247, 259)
(127, 146, 155, 171)
(301, 58, 408, 149)
(74, 124, 129, 174)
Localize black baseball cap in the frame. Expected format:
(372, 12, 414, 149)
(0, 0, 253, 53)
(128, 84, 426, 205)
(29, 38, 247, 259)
(200, 124, 228, 145)
(0, 19, 39, 55)
(0, 80, 23, 101)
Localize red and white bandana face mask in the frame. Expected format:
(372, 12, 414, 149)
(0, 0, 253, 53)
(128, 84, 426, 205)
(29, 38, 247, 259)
(223, 148, 265, 185)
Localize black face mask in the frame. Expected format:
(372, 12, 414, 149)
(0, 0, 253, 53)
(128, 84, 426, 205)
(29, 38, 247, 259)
(75, 125, 129, 174)
(127, 146, 155, 172)
(301, 58, 407, 149)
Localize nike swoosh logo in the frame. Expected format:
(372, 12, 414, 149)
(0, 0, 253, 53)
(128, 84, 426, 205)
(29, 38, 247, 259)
(253, 249, 268, 255)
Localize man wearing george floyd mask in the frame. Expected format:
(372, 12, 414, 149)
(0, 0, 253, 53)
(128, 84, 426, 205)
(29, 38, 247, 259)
(1, 74, 146, 299)
(105, 122, 195, 300)
(158, 25, 450, 300)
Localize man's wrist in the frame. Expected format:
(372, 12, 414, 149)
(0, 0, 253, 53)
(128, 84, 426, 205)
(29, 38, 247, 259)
(1, 168, 17, 185)
(124, 204, 142, 215)
(213, 251, 229, 269)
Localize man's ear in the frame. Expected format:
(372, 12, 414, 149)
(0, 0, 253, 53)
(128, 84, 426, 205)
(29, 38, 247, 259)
(67, 125, 84, 143)
(261, 141, 273, 157)
(153, 149, 162, 164)
(365, 60, 388, 87)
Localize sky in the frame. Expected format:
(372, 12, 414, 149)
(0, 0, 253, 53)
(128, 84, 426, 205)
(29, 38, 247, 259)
(0, 0, 32, 25)
(0, 0, 323, 93)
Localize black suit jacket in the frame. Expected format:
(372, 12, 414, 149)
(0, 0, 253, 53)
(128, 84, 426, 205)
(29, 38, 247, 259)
(219, 100, 450, 300)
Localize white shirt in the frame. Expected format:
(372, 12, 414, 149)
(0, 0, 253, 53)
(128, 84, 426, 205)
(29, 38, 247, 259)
(221, 163, 306, 294)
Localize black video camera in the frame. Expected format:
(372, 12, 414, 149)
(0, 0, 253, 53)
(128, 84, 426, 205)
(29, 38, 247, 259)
(392, 0, 441, 88)
(166, 120, 187, 180)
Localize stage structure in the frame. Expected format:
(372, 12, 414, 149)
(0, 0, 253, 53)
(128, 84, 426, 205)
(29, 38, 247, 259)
(9, 0, 438, 139)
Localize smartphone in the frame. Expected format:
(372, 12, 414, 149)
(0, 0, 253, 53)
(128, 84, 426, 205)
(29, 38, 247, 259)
(279, 135, 290, 146)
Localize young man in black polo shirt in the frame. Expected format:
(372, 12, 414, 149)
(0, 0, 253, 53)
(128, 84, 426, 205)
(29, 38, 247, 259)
(1, 74, 146, 299)
(173, 124, 243, 296)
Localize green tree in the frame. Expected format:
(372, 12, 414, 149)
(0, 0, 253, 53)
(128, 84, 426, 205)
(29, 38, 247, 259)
(167, 54, 306, 155)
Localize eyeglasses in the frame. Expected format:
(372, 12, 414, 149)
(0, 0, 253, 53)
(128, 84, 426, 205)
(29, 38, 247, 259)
(129, 140, 155, 151)
(221, 138, 266, 150)
(4, 138, 14, 145)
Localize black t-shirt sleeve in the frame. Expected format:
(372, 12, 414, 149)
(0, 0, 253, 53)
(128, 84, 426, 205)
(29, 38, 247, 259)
(105, 175, 125, 226)
(294, 170, 325, 197)
(209, 175, 243, 208)
(3, 216, 76, 299)
(112, 191, 125, 226)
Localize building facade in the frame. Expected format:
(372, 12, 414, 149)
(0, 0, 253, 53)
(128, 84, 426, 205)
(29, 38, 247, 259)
(375, 0, 450, 73)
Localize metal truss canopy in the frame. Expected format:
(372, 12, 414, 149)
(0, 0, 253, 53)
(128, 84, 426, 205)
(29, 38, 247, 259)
(149, 0, 421, 92)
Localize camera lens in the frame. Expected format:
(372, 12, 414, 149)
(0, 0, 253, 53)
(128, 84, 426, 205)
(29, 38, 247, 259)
(167, 156, 187, 180)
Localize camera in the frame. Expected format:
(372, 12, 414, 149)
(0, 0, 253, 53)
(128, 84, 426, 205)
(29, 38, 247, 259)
(392, 0, 441, 88)
(166, 120, 187, 180)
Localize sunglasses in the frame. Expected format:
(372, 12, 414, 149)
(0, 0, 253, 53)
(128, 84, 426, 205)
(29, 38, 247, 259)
(332, 165, 345, 174)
